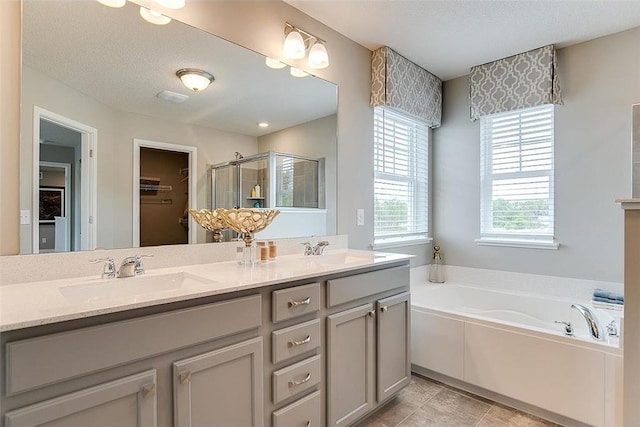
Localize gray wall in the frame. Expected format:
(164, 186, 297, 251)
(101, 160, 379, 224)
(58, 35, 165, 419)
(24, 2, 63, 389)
(433, 27, 640, 282)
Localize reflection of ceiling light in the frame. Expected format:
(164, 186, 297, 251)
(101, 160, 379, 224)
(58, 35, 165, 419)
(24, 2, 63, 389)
(157, 90, 189, 103)
(176, 68, 215, 91)
(265, 57, 287, 69)
(290, 67, 309, 78)
(155, 0, 185, 9)
(282, 23, 330, 69)
(139, 7, 171, 25)
(96, 0, 126, 7)
(308, 41, 329, 69)
(258, 122, 270, 128)
(282, 28, 306, 60)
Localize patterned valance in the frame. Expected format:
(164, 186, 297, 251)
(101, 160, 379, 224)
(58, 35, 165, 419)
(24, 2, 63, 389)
(371, 46, 442, 128)
(469, 45, 563, 121)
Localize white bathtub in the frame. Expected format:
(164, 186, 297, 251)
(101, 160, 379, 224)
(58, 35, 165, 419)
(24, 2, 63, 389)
(411, 282, 623, 427)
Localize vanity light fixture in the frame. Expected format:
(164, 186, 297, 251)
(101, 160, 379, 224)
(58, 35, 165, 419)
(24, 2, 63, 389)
(96, 0, 126, 7)
(176, 68, 215, 92)
(139, 7, 171, 25)
(155, 0, 185, 9)
(290, 67, 309, 78)
(282, 23, 329, 70)
(265, 57, 287, 69)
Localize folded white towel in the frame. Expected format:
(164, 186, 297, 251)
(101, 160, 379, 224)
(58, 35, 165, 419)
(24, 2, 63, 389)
(592, 301, 624, 311)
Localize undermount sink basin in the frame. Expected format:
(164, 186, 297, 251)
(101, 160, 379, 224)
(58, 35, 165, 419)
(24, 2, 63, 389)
(306, 252, 386, 266)
(59, 272, 214, 303)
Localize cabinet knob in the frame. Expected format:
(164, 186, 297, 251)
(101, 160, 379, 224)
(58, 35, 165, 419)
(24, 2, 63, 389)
(380, 306, 388, 313)
(179, 371, 192, 384)
(306, 421, 311, 427)
(141, 383, 156, 398)
(368, 310, 376, 317)
(288, 297, 311, 308)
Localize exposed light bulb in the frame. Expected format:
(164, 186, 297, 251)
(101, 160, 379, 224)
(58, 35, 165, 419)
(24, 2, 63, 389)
(282, 30, 306, 60)
(96, 0, 126, 7)
(265, 57, 287, 69)
(290, 67, 309, 78)
(176, 69, 215, 92)
(308, 41, 329, 69)
(139, 7, 171, 25)
(155, 0, 185, 9)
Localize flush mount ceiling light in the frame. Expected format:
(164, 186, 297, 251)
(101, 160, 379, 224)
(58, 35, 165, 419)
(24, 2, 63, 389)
(265, 57, 287, 70)
(257, 122, 270, 128)
(96, 0, 126, 7)
(140, 7, 171, 25)
(176, 68, 215, 92)
(282, 22, 329, 70)
(290, 67, 309, 78)
(155, 0, 185, 9)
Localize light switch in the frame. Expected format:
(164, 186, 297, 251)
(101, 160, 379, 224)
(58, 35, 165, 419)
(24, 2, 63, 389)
(20, 210, 31, 225)
(356, 209, 365, 226)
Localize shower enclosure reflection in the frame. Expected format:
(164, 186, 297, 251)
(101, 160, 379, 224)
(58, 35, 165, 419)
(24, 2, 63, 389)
(211, 151, 327, 239)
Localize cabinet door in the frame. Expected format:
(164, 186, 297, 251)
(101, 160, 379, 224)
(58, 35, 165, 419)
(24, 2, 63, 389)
(173, 337, 263, 427)
(327, 303, 375, 427)
(377, 292, 411, 402)
(4, 370, 157, 427)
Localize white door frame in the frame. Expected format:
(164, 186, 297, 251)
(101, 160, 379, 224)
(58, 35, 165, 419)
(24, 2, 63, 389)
(133, 139, 198, 247)
(33, 107, 97, 253)
(39, 161, 72, 251)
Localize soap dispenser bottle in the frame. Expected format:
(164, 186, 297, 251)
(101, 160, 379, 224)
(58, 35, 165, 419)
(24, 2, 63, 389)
(428, 245, 445, 283)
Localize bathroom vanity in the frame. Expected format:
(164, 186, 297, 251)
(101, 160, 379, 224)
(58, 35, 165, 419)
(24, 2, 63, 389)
(0, 250, 411, 427)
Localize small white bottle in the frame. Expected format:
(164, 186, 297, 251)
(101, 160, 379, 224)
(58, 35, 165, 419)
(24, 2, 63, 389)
(255, 184, 261, 198)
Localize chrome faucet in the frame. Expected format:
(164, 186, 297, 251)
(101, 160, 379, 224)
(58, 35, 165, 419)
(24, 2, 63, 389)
(118, 255, 152, 278)
(302, 241, 330, 256)
(571, 304, 605, 341)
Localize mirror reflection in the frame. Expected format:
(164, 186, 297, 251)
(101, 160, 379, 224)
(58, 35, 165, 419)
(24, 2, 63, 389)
(20, 0, 337, 254)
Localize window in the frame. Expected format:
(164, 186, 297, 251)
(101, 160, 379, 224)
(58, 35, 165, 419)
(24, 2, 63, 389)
(478, 104, 557, 249)
(374, 107, 429, 246)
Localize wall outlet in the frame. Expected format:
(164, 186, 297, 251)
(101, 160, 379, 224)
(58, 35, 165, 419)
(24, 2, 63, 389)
(356, 209, 365, 226)
(20, 210, 31, 225)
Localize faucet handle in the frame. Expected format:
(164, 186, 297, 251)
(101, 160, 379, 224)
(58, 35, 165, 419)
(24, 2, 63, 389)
(134, 255, 153, 276)
(554, 320, 574, 336)
(90, 257, 116, 279)
(301, 242, 312, 255)
(606, 320, 618, 337)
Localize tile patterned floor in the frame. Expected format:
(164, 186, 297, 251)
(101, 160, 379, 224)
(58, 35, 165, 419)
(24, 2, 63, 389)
(355, 374, 561, 427)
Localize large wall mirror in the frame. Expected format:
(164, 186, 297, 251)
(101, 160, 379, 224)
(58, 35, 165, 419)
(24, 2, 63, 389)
(19, 0, 337, 254)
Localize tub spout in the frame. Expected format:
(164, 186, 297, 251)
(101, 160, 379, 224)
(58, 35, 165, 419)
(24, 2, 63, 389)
(571, 304, 605, 341)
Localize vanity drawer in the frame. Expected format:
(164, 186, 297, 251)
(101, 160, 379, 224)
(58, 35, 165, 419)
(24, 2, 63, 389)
(272, 355, 321, 404)
(5, 294, 262, 395)
(273, 390, 321, 427)
(272, 319, 321, 364)
(327, 265, 409, 307)
(272, 283, 321, 323)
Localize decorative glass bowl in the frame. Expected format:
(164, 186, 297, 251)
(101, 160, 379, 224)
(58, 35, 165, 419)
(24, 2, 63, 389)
(188, 208, 228, 242)
(218, 208, 280, 247)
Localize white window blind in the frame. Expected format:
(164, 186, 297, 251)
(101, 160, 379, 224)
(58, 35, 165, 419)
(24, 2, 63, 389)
(480, 105, 555, 244)
(374, 107, 428, 244)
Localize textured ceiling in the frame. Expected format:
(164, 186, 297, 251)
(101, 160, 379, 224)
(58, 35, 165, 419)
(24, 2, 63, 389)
(23, 1, 337, 138)
(285, 0, 640, 81)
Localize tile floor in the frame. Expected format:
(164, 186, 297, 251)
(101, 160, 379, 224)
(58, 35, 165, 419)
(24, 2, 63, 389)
(356, 374, 561, 427)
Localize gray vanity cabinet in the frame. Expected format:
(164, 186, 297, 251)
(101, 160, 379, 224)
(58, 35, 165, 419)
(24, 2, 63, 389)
(173, 337, 264, 427)
(327, 303, 376, 427)
(376, 292, 411, 402)
(4, 370, 157, 427)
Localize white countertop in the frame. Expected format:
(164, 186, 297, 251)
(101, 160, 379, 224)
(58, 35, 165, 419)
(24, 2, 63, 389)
(0, 250, 411, 332)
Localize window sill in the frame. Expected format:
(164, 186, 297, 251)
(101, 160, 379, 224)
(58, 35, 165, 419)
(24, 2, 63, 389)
(475, 237, 560, 250)
(372, 236, 433, 250)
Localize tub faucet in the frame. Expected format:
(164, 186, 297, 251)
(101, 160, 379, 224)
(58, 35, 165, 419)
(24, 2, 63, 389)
(571, 304, 605, 341)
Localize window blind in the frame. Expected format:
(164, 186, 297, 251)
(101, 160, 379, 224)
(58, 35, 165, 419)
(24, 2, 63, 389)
(374, 107, 428, 242)
(480, 105, 554, 241)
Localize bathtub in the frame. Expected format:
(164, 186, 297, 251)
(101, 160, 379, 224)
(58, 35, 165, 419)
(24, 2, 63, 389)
(411, 282, 623, 427)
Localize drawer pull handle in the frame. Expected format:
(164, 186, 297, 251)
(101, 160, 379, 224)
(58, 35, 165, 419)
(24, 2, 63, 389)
(288, 297, 311, 308)
(141, 383, 156, 398)
(179, 371, 192, 384)
(288, 372, 311, 387)
(289, 335, 312, 347)
(380, 305, 388, 313)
